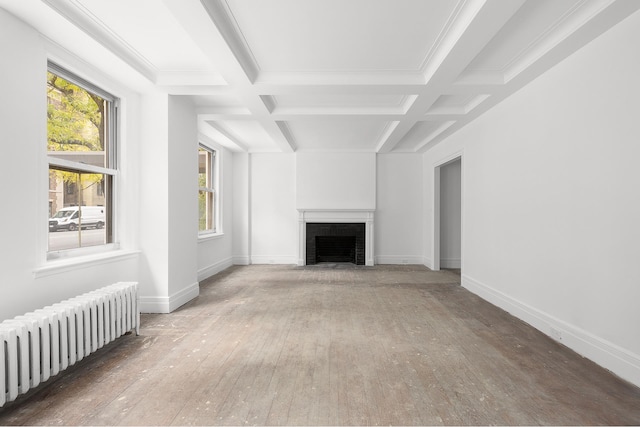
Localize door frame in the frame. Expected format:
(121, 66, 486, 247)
(432, 151, 463, 271)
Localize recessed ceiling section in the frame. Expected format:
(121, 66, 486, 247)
(267, 94, 417, 114)
(192, 95, 250, 115)
(287, 119, 391, 151)
(204, 120, 278, 152)
(459, 0, 583, 83)
(75, 0, 220, 77)
(394, 120, 456, 152)
(426, 94, 491, 115)
(218, 0, 461, 74)
(6, 0, 634, 154)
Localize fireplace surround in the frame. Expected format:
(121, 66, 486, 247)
(297, 209, 374, 266)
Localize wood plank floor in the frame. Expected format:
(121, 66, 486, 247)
(1, 264, 639, 425)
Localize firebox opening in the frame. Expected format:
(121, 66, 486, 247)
(316, 236, 356, 263)
(305, 222, 365, 265)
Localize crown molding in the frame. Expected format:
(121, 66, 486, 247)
(421, 0, 487, 82)
(503, 0, 615, 83)
(199, 119, 248, 152)
(375, 121, 401, 153)
(253, 70, 427, 86)
(415, 121, 457, 153)
(259, 95, 276, 114)
(275, 121, 297, 152)
(41, 0, 157, 82)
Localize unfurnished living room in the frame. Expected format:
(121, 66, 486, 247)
(1, 0, 640, 425)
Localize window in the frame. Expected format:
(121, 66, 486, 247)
(47, 63, 117, 255)
(198, 145, 218, 234)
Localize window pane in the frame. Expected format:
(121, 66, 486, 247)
(198, 147, 211, 188)
(199, 190, 215, 232)
(47, 72, 108, 168)
(48, 167, 110, 251)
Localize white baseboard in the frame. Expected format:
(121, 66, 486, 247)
(250, 255, 298, 265)
(198, 257, 233, 281)
(232, 255, 250, 265)
(462, 274, 640, 388)
(375, 255, 424, 265)
(423, 257, 433, 269)
(139, 281, 199, 314)
(440, 258, 461, 269)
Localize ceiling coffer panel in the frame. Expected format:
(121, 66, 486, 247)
(77, 0, 219, 71)
(218, 0, 461, 74)
(14, 0, 637, 154)
(205, 120, 278, 152)
(286, 119, 393, 151)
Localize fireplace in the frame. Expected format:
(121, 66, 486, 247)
(306, 223, 365, 265)
(297, 209, 375, 266)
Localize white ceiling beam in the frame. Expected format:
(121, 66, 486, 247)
(242, 93, 297, 152)
(376, 0, 526, 153)
(162, 0, 250, 86)
(164, 0, 295, 152)
(418, 0, 640, 153)
(201, 120, 249, 152)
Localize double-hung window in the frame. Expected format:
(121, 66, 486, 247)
(198, 145, 218, 234)
(47, 62, 117, 256)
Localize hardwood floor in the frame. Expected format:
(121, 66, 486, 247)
(1, 265, 639, 425)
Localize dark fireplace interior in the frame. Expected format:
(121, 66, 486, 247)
(316, 236, 356, 263)
(306, 223, 365, 265)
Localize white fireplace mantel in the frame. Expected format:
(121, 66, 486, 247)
(297, 209, 375, 266)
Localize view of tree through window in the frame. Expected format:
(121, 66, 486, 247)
(198, 145, 217, 233)
(47, 66, 115, 254)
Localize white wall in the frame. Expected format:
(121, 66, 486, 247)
(250, 153, 298, 264)
(197, 145, 234, 279)
(232, 152, 250, 265)
(138, 92, 170, 306)
(139, 95, 212, 311)
(375, 154, 423, 264)
(246, 152, 426, 265)
(439, 159, 461, 268)
(0, 9, 139, 321)
(296, 152, 376, 210)
(423, 9, 640, 386)
(167, 96, 199, 300)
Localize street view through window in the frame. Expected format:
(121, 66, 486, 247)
(47, 66, 115, 253)
(198, 145, 217, 234)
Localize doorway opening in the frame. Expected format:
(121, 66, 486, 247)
(434, 156, 462, 273)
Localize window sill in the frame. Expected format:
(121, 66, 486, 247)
(34, 249, 140, 279)
(198, 232, 225, 242)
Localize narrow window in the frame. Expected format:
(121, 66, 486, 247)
(47, 63, 117, 255)
(198, 145, 217, 234)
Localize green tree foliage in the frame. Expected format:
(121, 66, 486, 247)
(47, 72, 105, 187)
(47, 72, 105, 152)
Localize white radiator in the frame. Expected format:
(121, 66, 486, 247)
(0, 282, 139, 407)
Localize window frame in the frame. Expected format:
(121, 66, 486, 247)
(198, 143, 220, 237)
(46, 62, 119, 260)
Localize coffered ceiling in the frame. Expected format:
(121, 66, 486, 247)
(2, 0, 639, 153)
